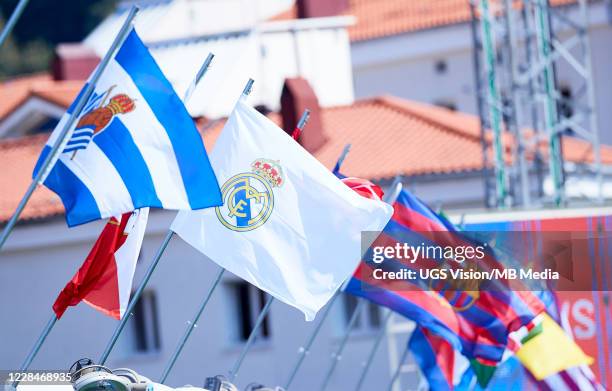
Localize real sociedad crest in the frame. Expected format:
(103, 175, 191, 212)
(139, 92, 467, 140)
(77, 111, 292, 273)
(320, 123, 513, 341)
(64, 85, 136, 158)
(215, 159, 284, 232)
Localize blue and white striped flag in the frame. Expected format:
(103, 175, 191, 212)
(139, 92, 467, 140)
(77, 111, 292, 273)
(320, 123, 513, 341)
(33, 29, 222, 227)
(62, 89, 107, 153)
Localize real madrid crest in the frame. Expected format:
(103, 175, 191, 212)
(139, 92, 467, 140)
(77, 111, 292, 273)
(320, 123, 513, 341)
(215, 159, 284, 232)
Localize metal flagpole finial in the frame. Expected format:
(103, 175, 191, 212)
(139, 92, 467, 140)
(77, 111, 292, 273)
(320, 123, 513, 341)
(334, 143, 352, 171)
(183, 52, 215, 102)
(340, 143, 352, 159)
(292, 109, 311, 140)
(297, 109, 311, 131)
(384, 176, 403, 204)
(197, 53, 215, 83)
(242, 78, 255, 97)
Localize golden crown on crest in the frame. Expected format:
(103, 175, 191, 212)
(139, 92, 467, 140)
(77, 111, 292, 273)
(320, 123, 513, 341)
(251, 158, 284, 188)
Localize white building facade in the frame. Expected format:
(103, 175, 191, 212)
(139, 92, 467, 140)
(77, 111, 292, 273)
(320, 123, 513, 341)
(0, 207, 424, 390)
(351, 1, 612, 145)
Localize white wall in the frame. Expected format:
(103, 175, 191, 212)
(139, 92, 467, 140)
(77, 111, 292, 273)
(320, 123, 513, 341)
(127, 19, 354, 119)
(0, 209, 419, 391)
(351, 4, 612, 145)
(352, 23, 478, 116)
(86, 4, 356, 120)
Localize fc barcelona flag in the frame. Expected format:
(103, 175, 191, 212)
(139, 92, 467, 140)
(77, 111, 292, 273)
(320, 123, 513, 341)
(33, 29, 221, 227)
(345, 188, 545, 363)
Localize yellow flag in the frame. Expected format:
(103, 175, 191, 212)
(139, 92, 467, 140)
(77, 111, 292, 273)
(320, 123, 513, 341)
(516, 313, 593, 380)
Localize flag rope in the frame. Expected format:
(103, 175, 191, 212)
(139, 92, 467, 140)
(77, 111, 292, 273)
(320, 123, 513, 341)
(354, 309, 394, 391)
(0, 6, 140, 253)
(0, 0, 30, 50)
(99, 77, 253, 365)
(283, 290, 341, 390)
(10, 9, 140, 385)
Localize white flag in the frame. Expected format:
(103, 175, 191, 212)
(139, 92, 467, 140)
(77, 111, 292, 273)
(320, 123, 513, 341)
(171, 99, 392, 320)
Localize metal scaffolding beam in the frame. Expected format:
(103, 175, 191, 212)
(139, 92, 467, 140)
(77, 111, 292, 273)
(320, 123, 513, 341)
(470, 0, 603, 208)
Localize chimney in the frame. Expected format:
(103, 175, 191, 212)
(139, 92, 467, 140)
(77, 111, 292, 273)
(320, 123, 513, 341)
(297, 0, 349, 19)
(281, 77, 328, 153)
(52, 44, 100, 81)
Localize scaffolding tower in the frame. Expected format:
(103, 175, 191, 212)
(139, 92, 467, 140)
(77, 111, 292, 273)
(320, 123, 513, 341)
(470, 0, 603, 208)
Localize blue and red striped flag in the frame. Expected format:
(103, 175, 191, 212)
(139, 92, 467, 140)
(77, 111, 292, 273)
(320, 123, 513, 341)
(410, 292, 604, 391)
(344, 187, 545, 364)
(409, 326, 476, 391)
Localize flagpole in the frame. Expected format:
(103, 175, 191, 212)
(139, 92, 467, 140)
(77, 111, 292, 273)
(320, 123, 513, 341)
(0, 0, 30, 49)
(10, 314, 57, 388)
(291, 109, 310, 140)
(228, 295, 275, 382)
(283, 144, 356, 389)
(9, 11, 140, 387)
(354, 310, 393, 391)
(158, 267, 225, 384)
(99, 230, 173, 364)
(386, 343, 410, 391)
(99, 76, 251, 365)
(225, 104, 313, 383)
(159, 107, 310, 384)
(283, 290, 341, 390)
(320, 299, 366, 391)
(0, 6, 140, 253)
(287, 134, 364, 390)
(320, 177, 402, 391)
(333, 143, 352, 173)
(242, 78, 255, 97)
(182, 52, 214, 102)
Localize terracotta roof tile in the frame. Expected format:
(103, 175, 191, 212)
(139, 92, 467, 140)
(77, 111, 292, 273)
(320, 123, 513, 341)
(270, 0, 576, 42)
(0, 73, 82, 121)
(199, 96, 612, 178)
(0, 134, 64, 223)
(2, 95, 611, 224)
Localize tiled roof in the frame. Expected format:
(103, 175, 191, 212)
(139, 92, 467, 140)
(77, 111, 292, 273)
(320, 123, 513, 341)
(200, 96, 612, 179)
(0, 73, 82, 121)
(270, 0, 576, 42)
(2, 95, 611, 224)
(0, 134, 64, 223)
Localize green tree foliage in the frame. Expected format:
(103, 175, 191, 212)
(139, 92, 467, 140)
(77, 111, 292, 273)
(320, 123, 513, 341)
(0, 0, 118, 78)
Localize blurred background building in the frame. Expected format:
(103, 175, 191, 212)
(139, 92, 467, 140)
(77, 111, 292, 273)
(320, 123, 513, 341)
(1, 0, 612, 389)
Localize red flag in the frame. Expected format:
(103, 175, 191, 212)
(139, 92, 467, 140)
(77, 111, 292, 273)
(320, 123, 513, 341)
(53, 208, 148, 319)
